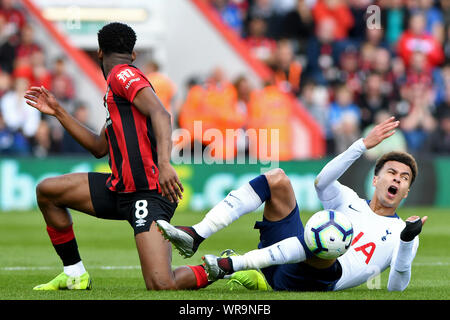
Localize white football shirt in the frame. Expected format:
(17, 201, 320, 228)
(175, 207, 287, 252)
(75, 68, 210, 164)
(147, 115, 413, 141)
(314, 138, 419, 291)
(322, 184, 418, 290)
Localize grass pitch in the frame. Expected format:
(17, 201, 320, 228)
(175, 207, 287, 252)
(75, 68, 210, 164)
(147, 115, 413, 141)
(0, 207, 449, 300)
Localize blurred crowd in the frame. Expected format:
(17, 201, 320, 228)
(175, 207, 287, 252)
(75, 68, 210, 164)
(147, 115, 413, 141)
(203, 0, 450, 159)
(0, 0, 89, 157)
(2, 0, 450, 159)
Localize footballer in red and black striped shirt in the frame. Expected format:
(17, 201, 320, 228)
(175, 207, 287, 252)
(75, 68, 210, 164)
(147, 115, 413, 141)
(24, 22, 210, 291)
(104, 63, 161, 193)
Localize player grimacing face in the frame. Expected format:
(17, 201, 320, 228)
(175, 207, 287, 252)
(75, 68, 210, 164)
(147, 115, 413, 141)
(372, 160, 412, 208)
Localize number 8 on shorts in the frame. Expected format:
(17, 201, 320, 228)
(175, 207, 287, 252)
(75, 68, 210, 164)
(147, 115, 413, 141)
(135, 200, 148, 227)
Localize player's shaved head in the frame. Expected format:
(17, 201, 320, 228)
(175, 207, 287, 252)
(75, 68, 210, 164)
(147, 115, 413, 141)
(97, 22, 136, 55)
(374, 151, 418, 186)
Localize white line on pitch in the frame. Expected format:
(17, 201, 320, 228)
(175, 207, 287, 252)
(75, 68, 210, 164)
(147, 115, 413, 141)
(1, 262, 449, 272)
(0, 265, 142, 271)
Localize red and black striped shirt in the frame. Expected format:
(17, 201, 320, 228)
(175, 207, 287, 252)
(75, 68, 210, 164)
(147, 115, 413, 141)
(103, 64, 160, 193)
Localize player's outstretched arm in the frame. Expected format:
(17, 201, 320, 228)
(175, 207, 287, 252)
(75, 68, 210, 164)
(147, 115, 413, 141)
(24, 86, 108, 158)
(133, 87, 183, 203)
(387, 216, 427, 291)
(314, 117, 400, 205)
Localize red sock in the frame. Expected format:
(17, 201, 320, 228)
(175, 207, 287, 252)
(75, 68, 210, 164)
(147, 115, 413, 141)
(46, 225, 81, 266)
(46, 225, 75, 245)
(187, 265, 209, 289)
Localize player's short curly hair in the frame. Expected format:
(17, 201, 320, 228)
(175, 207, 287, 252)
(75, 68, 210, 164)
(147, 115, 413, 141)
(97, 22, 136, 55)
(374, 151, 418, 186)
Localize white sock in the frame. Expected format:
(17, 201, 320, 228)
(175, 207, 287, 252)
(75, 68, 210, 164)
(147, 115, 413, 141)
(64, 261, 86, 277)
(230, 237, 307, 271)
(192, 183, 263, 239)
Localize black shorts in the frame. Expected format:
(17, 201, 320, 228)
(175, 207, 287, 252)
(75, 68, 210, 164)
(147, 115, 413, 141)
(88, 172, 177, 235)
(254, 204, 342, 291)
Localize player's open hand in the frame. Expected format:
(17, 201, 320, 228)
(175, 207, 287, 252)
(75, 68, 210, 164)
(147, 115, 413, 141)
(24, 86, 61, 116)
(158, 162, 184, 203)
(362, 116, 400, 150)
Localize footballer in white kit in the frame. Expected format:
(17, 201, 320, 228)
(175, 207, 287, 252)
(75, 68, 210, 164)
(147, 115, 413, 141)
(316, 137, 420, 291)
(157, 117, 427, 291)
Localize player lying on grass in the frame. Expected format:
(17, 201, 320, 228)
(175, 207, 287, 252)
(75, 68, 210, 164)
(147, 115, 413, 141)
(23, 22, 212, 291)
(157, 117, 427, 291)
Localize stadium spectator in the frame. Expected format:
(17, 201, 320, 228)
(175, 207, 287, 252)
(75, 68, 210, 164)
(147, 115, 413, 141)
(298, 80, 330, 147)
(246, 0, 277, 38)
(50, 57, 75, 102)
(435, 81, 450, 120)
(233, 74, 251, 119)
(15, 23, 41, 66)
(394, 81, 437, 153)
(31, 119, 51, 157)
(347, 0, 372, 42)
(0, 75, 40, 138)
(433, 62, 450, 105)
(327, 83, 361, 154)
(244, 15, 277, 63)
(381, 0, 410, 47)
(337, 45, 362, 96)
(247, 82, 296, 161)
(233, 74, 252, 154)
(304, 17, 341, 85)
(358, 72, 391, 131)
(270, 39, 302, 96)
(30, 50, 52, 89)
(426, 108, 450, 154)
(278, 0, 313, 47)
(405, 51, 433, 90)
(178, 67, 246, 160)
(372, 48, 403, 100)
(61, 102, 91, 155)
(441, 0, 450, 27)
(443, 23, 450, 62)
(390, 55, 408, 98)
(418, 0, 444, 43)
(0, 69, 11, 97)
(211, 0, 245, 35)
(359, 42, 377, 74)
(144, 60, 176, 115)
(362, 25, 389, 52)
(0, 0, 25, 40)
(311, 0, 354, 41)
(0, 111, 29, 154)
(397, 12, 444, 68)
(0, 13, 16, 74)
(362, 110, 407, 160)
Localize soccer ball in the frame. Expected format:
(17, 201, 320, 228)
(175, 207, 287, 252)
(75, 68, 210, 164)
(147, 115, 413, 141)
(304, 210, 354, 259)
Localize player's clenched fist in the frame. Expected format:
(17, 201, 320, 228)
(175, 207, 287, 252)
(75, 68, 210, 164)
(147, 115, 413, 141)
(401, 216, 428, 242)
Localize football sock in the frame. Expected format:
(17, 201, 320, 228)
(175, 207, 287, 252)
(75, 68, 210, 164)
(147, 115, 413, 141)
(187, 265, 210, 288)
(176, 226, 205, 251)
(46, 225, 84, 276)
(230, 237, 307, 271)
(64, 261, 87, 277)
(192, 175, 270, 239)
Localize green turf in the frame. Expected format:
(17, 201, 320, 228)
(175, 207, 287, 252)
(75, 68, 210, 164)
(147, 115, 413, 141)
(0, 207, 449, 300)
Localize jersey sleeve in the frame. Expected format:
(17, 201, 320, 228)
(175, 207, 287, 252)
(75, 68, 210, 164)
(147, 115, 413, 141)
(109, 66, 151, 102)
(315, 138, 366, 208)
(387, 236, 419, 291)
